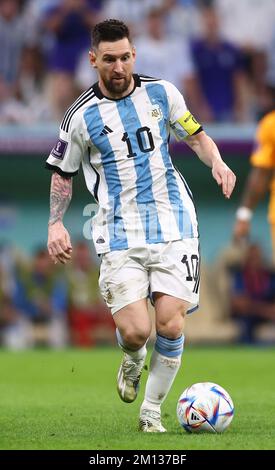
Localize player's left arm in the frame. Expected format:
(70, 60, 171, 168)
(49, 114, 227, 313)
(185, 130, 236, 199)
(166, 81, 236, 198)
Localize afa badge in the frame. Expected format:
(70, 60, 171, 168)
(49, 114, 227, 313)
(151, 104, 163, 122)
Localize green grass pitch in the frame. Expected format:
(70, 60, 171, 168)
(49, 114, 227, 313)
(0, 346, 274, 450)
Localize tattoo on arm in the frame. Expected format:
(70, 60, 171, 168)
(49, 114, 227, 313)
(49, 173, 72, 225)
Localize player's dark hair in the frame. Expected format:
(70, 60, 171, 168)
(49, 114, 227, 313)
(92, 19, 131, 49)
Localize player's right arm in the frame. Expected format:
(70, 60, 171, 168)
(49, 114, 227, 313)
(48, 173, 73, 265)
(46, 110, 87, 264)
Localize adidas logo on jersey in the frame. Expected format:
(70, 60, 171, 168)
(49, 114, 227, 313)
(96, 236, 105, 244)
(100, 125, 113, 136)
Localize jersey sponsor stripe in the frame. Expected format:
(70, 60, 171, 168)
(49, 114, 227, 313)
(61, 89, 95, 132)
(174, 167, 194, 201)
(84, 104, 128, 251)
(175, 171, 198, 238)
(193, 242, 201, 294)
(89, 159, 100, 202)
(61, 86, 94, 130)
(146, 83, 193, 238)
(175, 167, 199, 238)
(61, 88, 91, 129)
(82, 151, 100, 202)
(139, 75, 159, 82)
(116, 98, 163, 243)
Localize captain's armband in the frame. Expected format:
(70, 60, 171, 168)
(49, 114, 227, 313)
(171, 111, 203, 141)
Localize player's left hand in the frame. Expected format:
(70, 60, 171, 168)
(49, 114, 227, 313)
(212, 160, 236, 199)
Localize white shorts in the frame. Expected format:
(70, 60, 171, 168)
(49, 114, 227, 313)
(99, 239, 200, 315)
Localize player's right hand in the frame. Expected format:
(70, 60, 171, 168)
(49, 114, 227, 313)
(232, 219, 250, 242)
(47, 221, 72, 264)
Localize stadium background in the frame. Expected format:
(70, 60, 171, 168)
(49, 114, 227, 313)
(0, 0, 275, 451)
(1, 126, 270, 260)
(0, 123, 271, 344)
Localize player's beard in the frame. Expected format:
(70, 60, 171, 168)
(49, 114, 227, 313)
(103, 74, 132, 97)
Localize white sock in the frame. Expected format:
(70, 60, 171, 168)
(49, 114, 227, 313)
(141, 334, 184, 413)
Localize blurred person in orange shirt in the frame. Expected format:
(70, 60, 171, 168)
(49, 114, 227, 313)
(233, 92, 275, 262)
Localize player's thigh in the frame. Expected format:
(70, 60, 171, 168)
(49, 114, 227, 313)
(150, 238, 200, 312)
(99, 249, 149, 316)
(154, 293, 190, 336)
(114, 298, 152, 342)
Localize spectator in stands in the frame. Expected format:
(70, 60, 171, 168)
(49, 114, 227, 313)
(42, 0, 100, 118)
(21, 0, 62, 48)
(0, 0, 29, 86)
(75, 46, 98, 92)
(67, 241, 115, 347)
(0, 75, 22, 123)
(230, 242, 275, 344)
(0, 45, 54, 124)
(214, 0, 275, 53)
(0, 242, 31, 349)
(264, 29, 275, 115)
(15, 45, 53, 122)
(164, 0, 201, 39)
(190, 5, 248, 122)
(12, 247, 68, 348)
(101, 0, 166, 37)
(134, 7, 198, 107)
(0, 262, 22, 348)
(214, 0, 275, 118)
(43, 0, 100, 73)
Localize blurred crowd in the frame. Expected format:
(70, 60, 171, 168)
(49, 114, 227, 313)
(1, 238, 275, 349)
(1, 0, 275, 348)
(1, 0, 275, 124)
(0, 240, 115, 349)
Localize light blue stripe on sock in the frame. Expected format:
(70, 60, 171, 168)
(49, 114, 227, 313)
(155, 333, 184, 357)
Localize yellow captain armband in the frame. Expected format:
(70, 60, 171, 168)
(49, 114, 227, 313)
(170, 111, 202, 141)
(176, 111, 202, 136)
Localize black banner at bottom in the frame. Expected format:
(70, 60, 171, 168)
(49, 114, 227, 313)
(0, 450, 274, 466)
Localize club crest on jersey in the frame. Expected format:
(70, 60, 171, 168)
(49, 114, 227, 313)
(151, 104, 163, 122)
(51, 139, 68, 160)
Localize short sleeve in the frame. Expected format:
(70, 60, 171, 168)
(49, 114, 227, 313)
(164, 81, 203, 141)
(46, 112, 87, 177)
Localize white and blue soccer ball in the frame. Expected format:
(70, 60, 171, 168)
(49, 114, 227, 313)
(177, 382, 234, 433)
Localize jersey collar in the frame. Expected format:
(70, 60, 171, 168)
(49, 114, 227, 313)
(92, 74, 141, 101)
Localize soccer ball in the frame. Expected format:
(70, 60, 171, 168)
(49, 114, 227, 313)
(177, 382, 234, 433)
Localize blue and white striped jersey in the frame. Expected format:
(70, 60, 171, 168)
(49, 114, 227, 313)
(46, 74, 202, 254)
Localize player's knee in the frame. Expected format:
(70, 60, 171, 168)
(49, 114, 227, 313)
(156, 314, 185, 339)
(122, 327, 150, 350)
(156, 301, 187, 338)
(157, 323, 183, 339)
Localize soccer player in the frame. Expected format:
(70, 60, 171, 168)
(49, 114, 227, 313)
(46, 19, 236, 432)
(233, 109, 275, 262)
